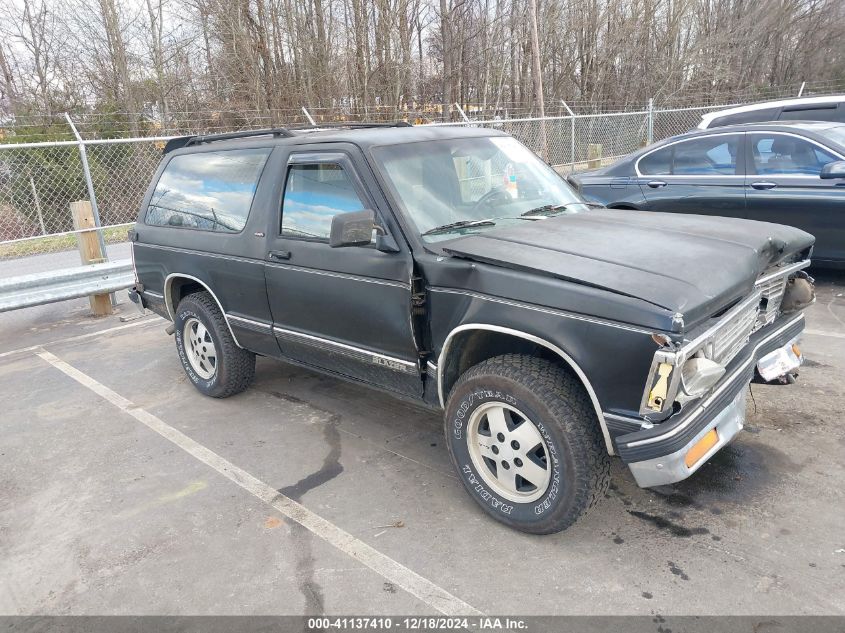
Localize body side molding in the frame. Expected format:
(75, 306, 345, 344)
(273, 325, 419, 374)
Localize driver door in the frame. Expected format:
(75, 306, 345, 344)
(263, 145, 423, 397)
(744, 132, 845, 264)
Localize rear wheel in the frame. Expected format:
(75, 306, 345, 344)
(174, 291, 255, 398)
(444, 354, 611, 534)
(182, 316, 217, 380)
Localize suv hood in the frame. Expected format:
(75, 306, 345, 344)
(442, 209, 813, 328)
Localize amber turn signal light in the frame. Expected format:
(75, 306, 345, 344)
(684, 428, 719, 468)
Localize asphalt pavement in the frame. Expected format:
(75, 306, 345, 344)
(1, 264, 843, 616)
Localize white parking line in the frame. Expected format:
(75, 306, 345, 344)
(804, 328, 845, 339)
(0, 317, 160, 361)
(35, 348, 482, 617)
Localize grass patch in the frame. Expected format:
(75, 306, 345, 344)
(0, 225, 133, 259)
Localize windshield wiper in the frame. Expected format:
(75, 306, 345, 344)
(520, 201, 604, 217)
(421, 218, 496, 236)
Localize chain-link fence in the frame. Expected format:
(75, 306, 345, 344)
(433, 104, 727, 172)
(0, 101, 767, 261)
(0, 137, 166, 259)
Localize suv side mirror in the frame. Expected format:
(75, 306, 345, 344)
(820, 160, 845, 179)
(329, 209, 377, 248)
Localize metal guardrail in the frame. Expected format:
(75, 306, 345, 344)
(0, 259, 134, 312)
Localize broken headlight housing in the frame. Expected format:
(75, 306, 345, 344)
(639, 294, 760, 418)
(640, 343, 730, 419)
(639, 262, 812, 420)
(640, 350, 682, 418)
(678, 355, 725, 404)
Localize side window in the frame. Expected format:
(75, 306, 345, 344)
(640, 136, 740, 176)
(709, 107, 780, 128)
(638, 146, 673, 175)
(750, 134, 838, 175)
(146, 148, 270, 232)
(671, 135, 739, 175)
(779, 105, 843, 123)
(281, 163, 369, 240)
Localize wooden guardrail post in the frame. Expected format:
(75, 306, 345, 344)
(71, 200, 112, 316)
(587, 143, 602, 169)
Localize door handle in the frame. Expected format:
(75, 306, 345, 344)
(646, 180, 667, 188)
(750, 181, 777, 190)
(268, 250, 291, 261)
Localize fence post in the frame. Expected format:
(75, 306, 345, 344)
(454, 102, 471, 123)
(561, 100, 576, 167)
(587, 144, 602, 169)
(647, 98, 654, 145)
(64, 113, 109, 263)
(28, 175, 47, 235)
(71, 200, 112, 316)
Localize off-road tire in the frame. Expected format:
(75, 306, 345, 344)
(174, 291, 255, 398)
(444, 354, 611, 534)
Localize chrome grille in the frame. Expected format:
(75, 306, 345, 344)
(754, 273, 788, 330)
(704, 297, 760, 365)
(687, 261, 810, 368)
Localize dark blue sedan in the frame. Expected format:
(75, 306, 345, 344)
(567, 121, 845, 267)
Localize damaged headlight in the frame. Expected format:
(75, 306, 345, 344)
(641, 351, 681, 417)
(640, 342, 727, 417)
(678, 356, 725, 403)
(641, 350, 726, 416)
(645, 361, 674, 412)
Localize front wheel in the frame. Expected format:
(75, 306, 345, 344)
(174, 291, 255, 398)
(444, 354, 611, 534)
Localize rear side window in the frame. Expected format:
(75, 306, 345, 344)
(638, 146, 673, 175)
(639, 135, 740, 175)
(672, 136, 739, 174)
(146, 148, 271, 232)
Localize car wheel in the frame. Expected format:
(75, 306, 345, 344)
(444, 354, 611, 534)
(174, 291, 255, 398)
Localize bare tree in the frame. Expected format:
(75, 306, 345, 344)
(1, 0, 843, 133)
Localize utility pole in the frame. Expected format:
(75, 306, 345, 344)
(440, 0, 452, 122)
(527, 0, 548, 160)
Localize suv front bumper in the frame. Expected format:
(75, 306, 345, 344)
(617, 312, 805, 487)
(627, 389, 746, 487)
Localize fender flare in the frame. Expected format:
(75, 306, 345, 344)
(164, 273, 242, 348)
(437, 323, 614, 455)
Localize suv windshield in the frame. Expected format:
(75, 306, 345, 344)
(372, 136, 589, 242)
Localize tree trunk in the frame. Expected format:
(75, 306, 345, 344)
(527, 0, 547, 159)
(439, 0, 451, 121)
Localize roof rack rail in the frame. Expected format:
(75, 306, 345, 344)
(163, 128, 295, 154)
(161, 121, 412, 154)
(289, 121, 413, 131)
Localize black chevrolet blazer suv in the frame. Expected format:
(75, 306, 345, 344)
(130, 123, 815, 534)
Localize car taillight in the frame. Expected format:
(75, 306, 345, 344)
(129, 229, 139, 284)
